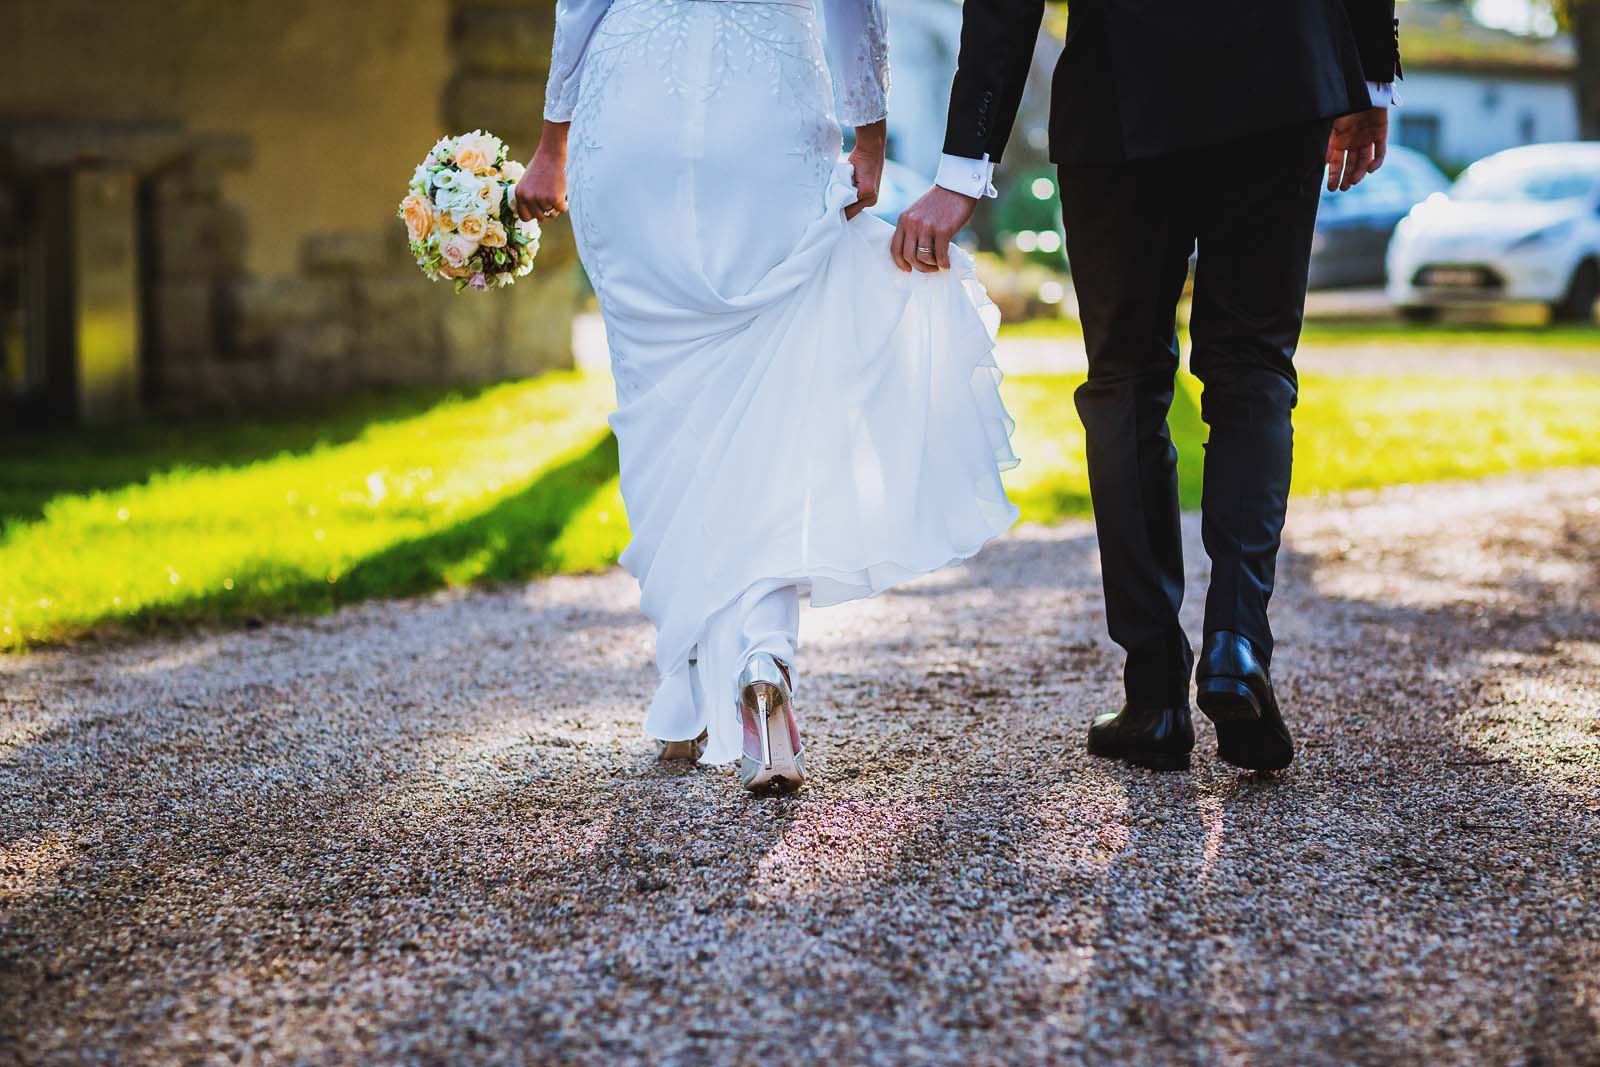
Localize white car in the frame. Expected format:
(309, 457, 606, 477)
(1386, 142, 1600, 322)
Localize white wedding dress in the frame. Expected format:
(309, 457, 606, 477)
(547, 0, 1020, 766)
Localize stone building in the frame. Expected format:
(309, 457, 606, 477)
(0, 0, 575, 424)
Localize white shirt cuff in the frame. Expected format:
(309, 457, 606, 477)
(935, 153, 998, 200)
(1367, 81, 1401, 108)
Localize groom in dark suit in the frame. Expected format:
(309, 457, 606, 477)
(893, 1, 1401, 772)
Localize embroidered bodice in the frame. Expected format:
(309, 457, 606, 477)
(544, 0, 889, 128)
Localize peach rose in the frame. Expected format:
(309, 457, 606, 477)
(473, 178, 498, 206)
(481, 219, 508, 248)
(440, 234, 477, 271)
(456, 212, 488, 242)
(452, 132, 496, 176)
(400, 194, 433, 242)
(436, 209, 457, 233)
(439, 261, 476, 280)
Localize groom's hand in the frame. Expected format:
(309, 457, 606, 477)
(892, 187, 978, 273)
(1326, 107, 1389, 192)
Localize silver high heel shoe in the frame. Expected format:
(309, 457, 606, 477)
(736, 652, 804, 793)
(655, 731, 707, 762)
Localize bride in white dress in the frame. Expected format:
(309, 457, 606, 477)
(515, 0, 1019, 792)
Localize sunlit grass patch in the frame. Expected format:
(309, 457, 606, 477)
(5, 364, 1599, 650)
(998, 371, 1600, 524)
(1, 374, 621, 650)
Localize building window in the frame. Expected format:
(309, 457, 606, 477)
(1519, 112, 1537, 144)
(1397, 113, 1443, 160)
(1483, 85, 1501, 111)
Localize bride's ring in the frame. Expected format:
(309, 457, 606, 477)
(917, 245, 934, 256)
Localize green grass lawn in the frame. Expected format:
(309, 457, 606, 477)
(1297, 320, 1600, 348)
(2, 373, 628, 651)
(1002, 372, 1600, 524)
(6, 366, 1600, 650)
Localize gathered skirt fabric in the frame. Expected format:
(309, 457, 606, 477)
(566, 0, 1020, 765)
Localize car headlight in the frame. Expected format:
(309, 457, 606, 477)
(1508, 221, 1575, 252)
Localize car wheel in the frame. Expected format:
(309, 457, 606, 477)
(1398, 305, 1440, 324)
(1551, 259, 1600, 324)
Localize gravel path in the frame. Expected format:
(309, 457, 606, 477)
(3, 470, 1598, 1066)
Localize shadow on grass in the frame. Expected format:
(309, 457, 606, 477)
(110, 430, 622, 639)
(0, 385, 487, 529)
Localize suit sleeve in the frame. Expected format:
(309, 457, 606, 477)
(1340, 0, 1401, 82)
(941, 0, 1047, 164)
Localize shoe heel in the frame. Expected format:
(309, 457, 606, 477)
(737, 654, 804, 794)
(1196, 678, 1262, 725)
(655, 732, 706, 762)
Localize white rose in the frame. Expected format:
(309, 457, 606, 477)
(438, 181, 481, 219)
(501, 159, 525, 184)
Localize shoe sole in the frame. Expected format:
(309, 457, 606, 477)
(1197, 678, 1293, 772)
(656, 739, 702, 761)
(738, 680, 805, 795)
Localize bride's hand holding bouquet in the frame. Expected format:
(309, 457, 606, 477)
(398, 129, 542, 293)
(513, 120, 570, 226)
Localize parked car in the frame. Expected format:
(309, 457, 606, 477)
(1309, 145, 1449, 289)
(1387, 142, 1600, 322)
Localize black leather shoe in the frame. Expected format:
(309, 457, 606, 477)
(1086, 704, 1194, 772)
(1196, 630, 1294, 772)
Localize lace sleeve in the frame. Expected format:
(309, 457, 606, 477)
(545, 0, 612, 122)
(821, 0, 890, 127)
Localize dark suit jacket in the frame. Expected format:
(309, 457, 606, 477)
(943, 0, 1401, 165)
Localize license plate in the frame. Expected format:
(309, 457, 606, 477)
(1421, 268, 1484, 287)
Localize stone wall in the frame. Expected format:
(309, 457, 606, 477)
(0, 0, 576, 418)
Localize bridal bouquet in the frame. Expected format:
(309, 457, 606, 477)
(398, 130, 540, 292)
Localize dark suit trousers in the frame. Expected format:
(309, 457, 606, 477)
(1057, 118, 1330, 707)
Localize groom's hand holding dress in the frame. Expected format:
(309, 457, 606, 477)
(891, 187, 976, 273)
(912, 0, 1401, 773)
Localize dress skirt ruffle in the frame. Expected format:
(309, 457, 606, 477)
(564, 0, 1019, 765)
